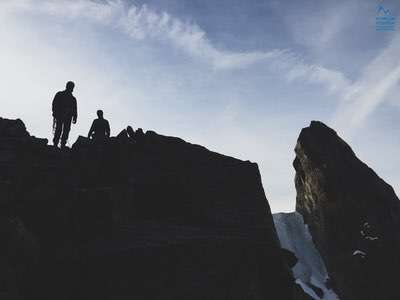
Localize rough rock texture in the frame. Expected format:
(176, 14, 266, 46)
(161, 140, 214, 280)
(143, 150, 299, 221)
(1, 117, 305, 300)
(294, 121, 400, 300)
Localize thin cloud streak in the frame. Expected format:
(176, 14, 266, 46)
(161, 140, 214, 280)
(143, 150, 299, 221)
(2, 0, 350, 93)
(333, 34, 400, 136)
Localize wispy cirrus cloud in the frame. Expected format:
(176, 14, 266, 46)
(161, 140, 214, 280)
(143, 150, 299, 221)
(2, 0, 350, 94)
(3, 0, 282, 70)
(19, 0, 396, 137)
(281, 0, 400, 136)
(332, 34, 400, 135)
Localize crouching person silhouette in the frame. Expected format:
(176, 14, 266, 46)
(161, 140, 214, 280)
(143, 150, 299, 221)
(88, 110, 110, 141)
(52, 81, 78, 148)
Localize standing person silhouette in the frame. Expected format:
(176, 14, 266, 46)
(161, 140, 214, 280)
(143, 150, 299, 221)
(52, 81, 77, 148)
(88, 110, 110, 140)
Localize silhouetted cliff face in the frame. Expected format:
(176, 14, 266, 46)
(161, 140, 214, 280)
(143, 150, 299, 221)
(0, 117, 305, 300)
(294, 121, 400, 300)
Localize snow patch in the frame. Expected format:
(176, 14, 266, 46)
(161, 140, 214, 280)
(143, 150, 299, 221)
(352, 250, 367, 258)
(273, 212, 339, 300)
(360, 222, 379, 240)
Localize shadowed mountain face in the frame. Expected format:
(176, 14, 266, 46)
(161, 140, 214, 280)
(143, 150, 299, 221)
(294, 121, 400, 300)
(0, 117, 307, 300)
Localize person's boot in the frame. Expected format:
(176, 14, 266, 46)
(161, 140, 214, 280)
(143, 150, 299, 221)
(53, 139, 59, 148)
(61, 141, 68, 150)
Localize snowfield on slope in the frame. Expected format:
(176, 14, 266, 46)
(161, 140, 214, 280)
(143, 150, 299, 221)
(273, 212, 339, 300)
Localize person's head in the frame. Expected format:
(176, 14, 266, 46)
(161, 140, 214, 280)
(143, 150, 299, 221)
(66, 81, 75, 93)
(97, 110, 104, 119)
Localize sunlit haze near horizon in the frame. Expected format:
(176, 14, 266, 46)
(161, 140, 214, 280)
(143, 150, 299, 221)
(1, 0, 400, 212)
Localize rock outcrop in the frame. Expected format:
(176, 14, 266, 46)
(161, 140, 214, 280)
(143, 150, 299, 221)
(294, 121, 400, 300)
(1, 117, 304, 300)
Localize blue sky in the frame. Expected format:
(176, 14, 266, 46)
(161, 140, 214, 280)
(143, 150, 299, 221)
(1, 0, 399, 212)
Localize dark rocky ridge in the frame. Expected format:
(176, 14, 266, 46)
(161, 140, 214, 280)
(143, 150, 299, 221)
(294, 121, 400, 300)
(1, 117, 306, 299)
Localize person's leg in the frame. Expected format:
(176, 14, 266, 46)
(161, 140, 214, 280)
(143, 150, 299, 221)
(61, 117, 72, 147)
(53, 119, 63, 147)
